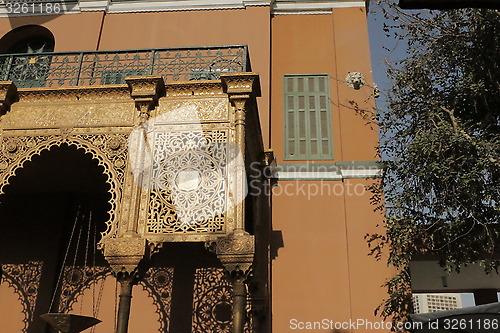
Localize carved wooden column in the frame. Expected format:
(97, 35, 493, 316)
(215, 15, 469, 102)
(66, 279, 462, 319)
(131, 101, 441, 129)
(220, 73, 258, 232)
(104, 237, 146, 333)
(103, 76, 165, 333)
(216, 230, 255, 333)
(219, 73, 260, 333)
(123, 76, 165, 237)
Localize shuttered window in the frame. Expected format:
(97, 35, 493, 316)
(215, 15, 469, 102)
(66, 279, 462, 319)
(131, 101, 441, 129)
(284, 74, 333, 160)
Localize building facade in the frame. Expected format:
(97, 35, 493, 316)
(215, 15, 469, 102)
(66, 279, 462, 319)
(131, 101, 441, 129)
(0, 1, 390, 332)
(413, 293, 463, 314)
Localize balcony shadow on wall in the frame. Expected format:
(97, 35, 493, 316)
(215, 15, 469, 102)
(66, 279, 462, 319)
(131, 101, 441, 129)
(270, 230, 284, 260)
(149, 242, 232, 333)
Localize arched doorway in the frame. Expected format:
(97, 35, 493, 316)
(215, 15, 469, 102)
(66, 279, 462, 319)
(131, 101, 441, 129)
(0, 144, 111, 333)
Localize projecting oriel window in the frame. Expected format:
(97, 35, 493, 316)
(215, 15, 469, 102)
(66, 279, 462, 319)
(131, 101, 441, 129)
(284, 74, 333, 160)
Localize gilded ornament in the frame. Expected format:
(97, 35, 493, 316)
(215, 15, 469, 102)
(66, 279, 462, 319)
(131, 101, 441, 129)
(114, 158, 125, 168)
(145, 130, 229, 235)
(5, 140, 18, 153)
(107, 137, 122, 150)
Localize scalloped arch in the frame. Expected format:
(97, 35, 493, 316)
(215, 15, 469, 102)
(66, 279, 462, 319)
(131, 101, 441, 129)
(0, 134, 128, 241)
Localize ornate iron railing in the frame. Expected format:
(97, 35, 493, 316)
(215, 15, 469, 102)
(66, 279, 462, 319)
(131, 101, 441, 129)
(0, 45, 249, 88)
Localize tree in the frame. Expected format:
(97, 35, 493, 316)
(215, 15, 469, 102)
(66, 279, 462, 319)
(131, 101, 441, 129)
(368, 2, 500, 324)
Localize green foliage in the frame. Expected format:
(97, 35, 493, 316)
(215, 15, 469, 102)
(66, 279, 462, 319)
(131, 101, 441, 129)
(369, 2, 500, 324)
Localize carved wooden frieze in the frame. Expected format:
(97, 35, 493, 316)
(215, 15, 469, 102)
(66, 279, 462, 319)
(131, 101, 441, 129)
(1, 87, 135, 129)
(155, 99, 229, 123)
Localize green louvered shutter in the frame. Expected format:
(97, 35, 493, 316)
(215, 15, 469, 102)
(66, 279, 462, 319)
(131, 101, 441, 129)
(284, 74, 333, 160)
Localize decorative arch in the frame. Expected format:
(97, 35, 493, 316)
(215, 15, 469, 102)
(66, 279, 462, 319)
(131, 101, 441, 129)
(0, 133, 128, 241)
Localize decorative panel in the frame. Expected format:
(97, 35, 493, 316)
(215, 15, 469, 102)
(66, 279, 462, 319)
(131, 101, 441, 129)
(1, 262, 43, 333)
(145, 129, 230, 236)
(156, 99, 229, 123)
(2, 88, 134, 130)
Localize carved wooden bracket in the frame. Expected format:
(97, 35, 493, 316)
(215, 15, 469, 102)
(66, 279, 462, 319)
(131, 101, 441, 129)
(215, 230, 255, 275)
(126, 76, 165, 123)
(0, 81, 18, 114)
(220, 73, 260, 97)
(103, 236, 147, 276)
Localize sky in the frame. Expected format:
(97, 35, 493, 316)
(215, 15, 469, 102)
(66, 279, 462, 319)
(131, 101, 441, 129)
(367, 1, 393, 101)
(367, 0, 408, 114)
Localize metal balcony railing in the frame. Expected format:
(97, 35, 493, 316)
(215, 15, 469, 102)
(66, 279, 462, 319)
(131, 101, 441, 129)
(0, 45, 249, 88)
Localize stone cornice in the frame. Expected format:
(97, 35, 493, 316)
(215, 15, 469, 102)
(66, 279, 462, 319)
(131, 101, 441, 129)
(0, 0, 365, 17)
(275, 161, 384, 180)
(273, 0, 365, 15)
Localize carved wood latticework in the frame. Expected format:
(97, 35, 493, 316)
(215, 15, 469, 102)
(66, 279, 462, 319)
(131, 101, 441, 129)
(0, 73, 269, 332)
(146, 130, 229, 235)
(58, 266, 111, 314)
(0, 262, 43, 333)
(140, 267, 174, 333)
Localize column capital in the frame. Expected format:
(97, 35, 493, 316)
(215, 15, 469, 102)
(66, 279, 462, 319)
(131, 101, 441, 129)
(126, 76, 165, 122)
(215, 230, 255, 276)
(220, 73, 261, 98)
(103, 235, 147, 277)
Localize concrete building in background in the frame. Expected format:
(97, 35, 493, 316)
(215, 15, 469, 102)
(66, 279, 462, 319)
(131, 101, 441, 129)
(0, 0, 389, 332)
(413, 293, 463, 314)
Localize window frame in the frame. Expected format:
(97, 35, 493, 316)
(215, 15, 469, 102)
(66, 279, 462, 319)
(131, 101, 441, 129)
(283, 73, 334, 161)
